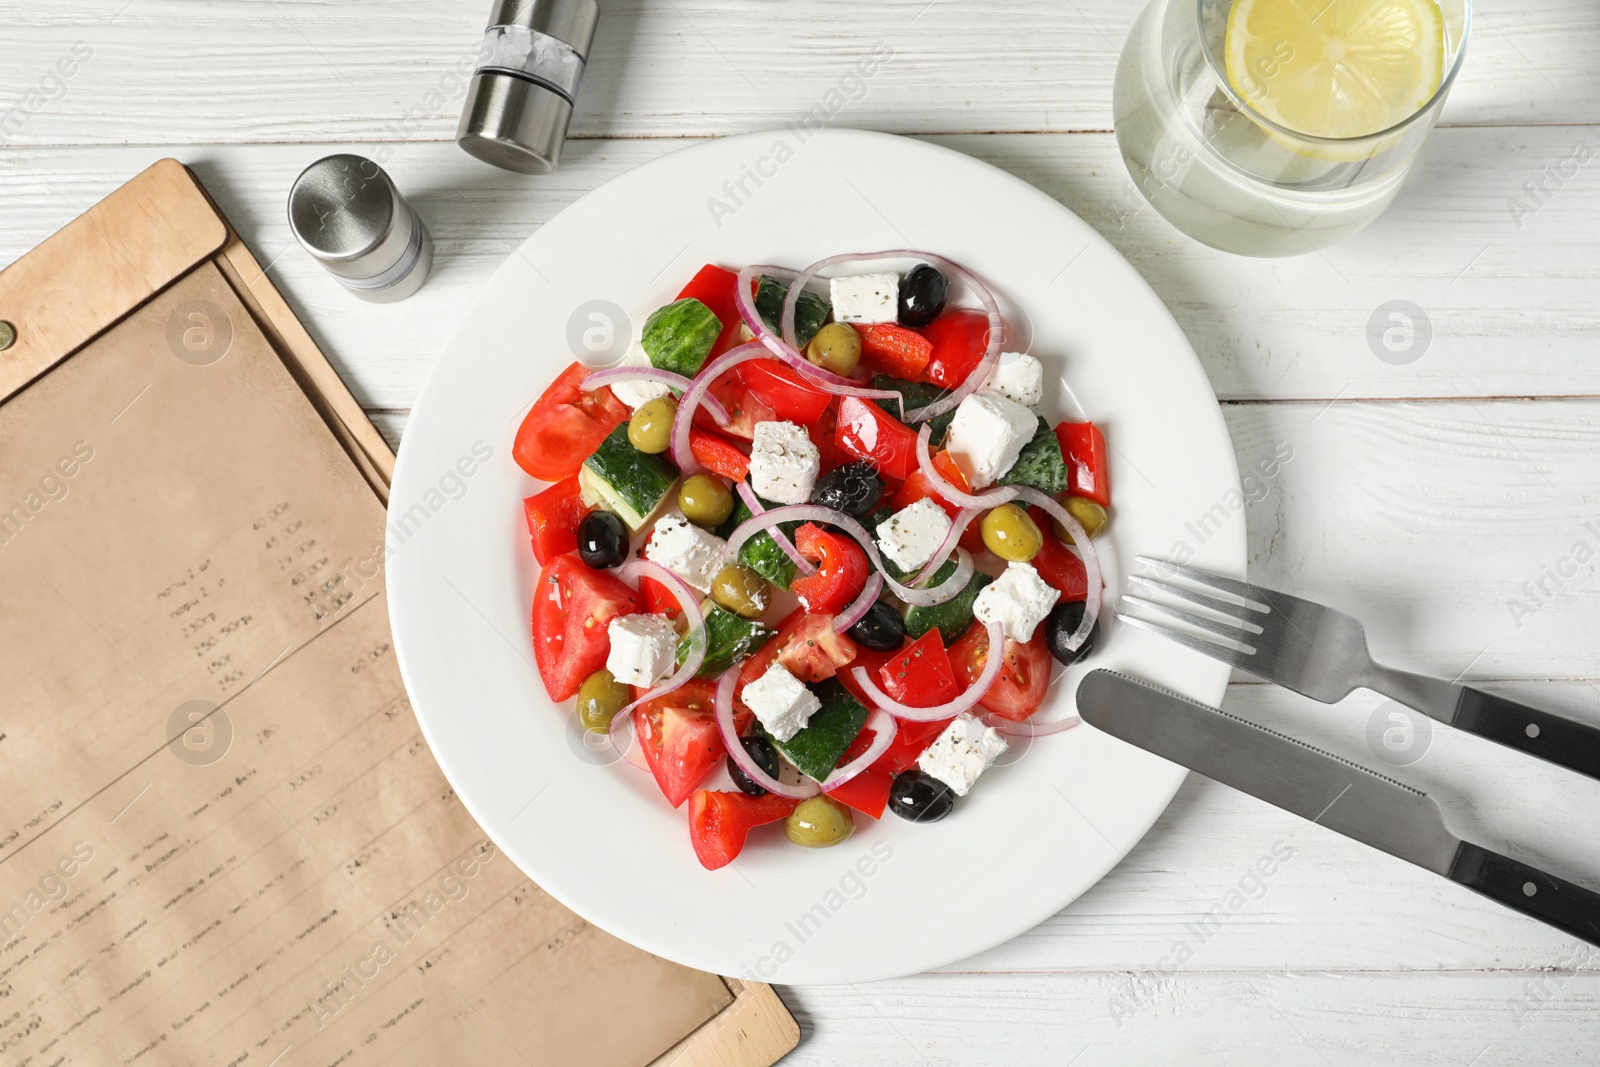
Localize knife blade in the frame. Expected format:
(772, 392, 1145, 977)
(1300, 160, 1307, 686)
(1077, 669, 1600, 946)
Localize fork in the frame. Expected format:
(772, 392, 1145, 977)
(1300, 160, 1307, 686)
(1120, 557, 1600, 783)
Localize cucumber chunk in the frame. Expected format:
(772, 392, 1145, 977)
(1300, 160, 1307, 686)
(719, 491, 802, 590)
(642, 297, 722, 377)
(763, 679, 868, 781)
(997, 416, 1068, 496)
(580, 423, 679, 533)
(904, 570, 994, 645)
(679, 603, 776, 677)
(871, 375, 957, 445)
(755, 276, 830, 349)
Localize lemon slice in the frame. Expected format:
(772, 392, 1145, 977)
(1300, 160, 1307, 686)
(1225, 0, 1444, 141)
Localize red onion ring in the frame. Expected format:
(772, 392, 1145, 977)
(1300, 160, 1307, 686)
(581, 367, 730, 426)
(780, 251, 1004, 421)
(984, 713, 1081, 737)
(831, 570, 883, 634)
(820, 710, 898, 789)
(670, 341, 768, 474)
(734, 481, 816, 577)
(849, 621, 1008, 721)
(606, 560, 708, 757)
(732, 264, 905, 412)
(1011, 487, 1102, 653)
(712, 666, 819, 799)
(724, 504, 973, 607)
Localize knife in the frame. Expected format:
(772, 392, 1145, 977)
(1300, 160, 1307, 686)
(1077, 669, 1600, 947)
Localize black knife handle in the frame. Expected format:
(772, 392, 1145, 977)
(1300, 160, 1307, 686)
(1453, 687, 1600, 782)
(1449, 842, 1600, 947)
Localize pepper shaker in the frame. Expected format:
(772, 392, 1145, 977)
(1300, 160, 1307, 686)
(457, 0, 600, 174)
(288, 154, 434, 303)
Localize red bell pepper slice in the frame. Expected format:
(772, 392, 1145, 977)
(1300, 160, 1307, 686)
(741, 358, 834, 425)
(790, 522, 870, 615)
(522, 476, 589, 566)
(920, 309, 992, 389)
(834, 397, 920, 481)
(824, 721, 896, 819)
(878, 629, 961, 708)
(687, 789, 800, 869)
(688, 427, 750, 481)
(1027, 506, 1089, 602)
(675, 264, 742, 358)
(859, 323, 933, 380)
(892, 457, 984, 552)
(1056, 421, 1111, 508)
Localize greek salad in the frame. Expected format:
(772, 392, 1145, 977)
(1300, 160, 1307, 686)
(514, 253, 1110, 870)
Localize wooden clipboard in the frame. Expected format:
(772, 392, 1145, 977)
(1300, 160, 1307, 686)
(0, 159, 798, 1067)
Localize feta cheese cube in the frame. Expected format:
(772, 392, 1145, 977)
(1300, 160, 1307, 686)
(988, 353, 1044, 408)
(829, 272, 900, 324)
(741, 662, 821, 742)
(644, 514, 727, 594)
(609, 342, 672, 410)
(877, 497, 953, 573)
(945, 390, 1037, 488)
(605, 614, 680, 688)
(917, 713, 1008, 796)
(973, 561, 1060, 643)
(748, 421, 820, 505)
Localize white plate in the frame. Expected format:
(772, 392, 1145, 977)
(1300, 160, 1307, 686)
(387, 129, 1244, 984)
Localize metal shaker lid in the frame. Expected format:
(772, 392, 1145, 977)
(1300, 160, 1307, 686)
(288, 154, 416, 281)
(457, 0, 600, 175)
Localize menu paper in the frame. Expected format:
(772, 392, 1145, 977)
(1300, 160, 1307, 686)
(0, 263, 732, 1066)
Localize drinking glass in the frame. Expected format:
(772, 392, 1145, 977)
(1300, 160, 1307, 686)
(1113, 0, 1470, 256)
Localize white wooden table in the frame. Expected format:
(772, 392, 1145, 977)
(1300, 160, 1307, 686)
(6, 1, 1599, 1062)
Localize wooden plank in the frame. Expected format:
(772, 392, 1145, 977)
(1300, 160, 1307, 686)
(777, 970, 1600, 1065)
(4, 130, 1596, 407)
(651, 981, 800, 1067)
(0, 0, 1592, 145)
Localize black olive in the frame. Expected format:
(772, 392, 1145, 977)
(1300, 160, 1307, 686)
(1045, 600, 1099, 666)
(887, 770, 955, 822)
(728, 735, 781, 796)
(848, 600, 906, 652)
(810, 461, 884, 518)
(898, 264, 948, 328)
(577, 510, 628, 569)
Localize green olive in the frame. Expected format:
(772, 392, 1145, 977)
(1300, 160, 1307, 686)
(576, 669, 630, 733)
(805, 322, 862, 376)
(784, 795, 855, 849)
(1054, 496, 1108, 543)
(628, 396, 678, 454)
(981, 503, 1043, 563)
(678, 473, 734, 528)
(711, 563, 770, 620)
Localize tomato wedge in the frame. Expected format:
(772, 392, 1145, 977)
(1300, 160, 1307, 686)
(688, 789, 799, 869)
(1057, 421, 1111, 507)
(948, 622, 1052, 721)
(741, 358, 834, 425)
(636, 680, 725, 808)
(737, 608, 858, 689)
(835, 397, 920, 481)
(675, 264, 743, 358)
(513, 362, 630, 481)
(532, 554, 642, 701)
(791, 522, 870, 616)
(920, 309, 993, 390)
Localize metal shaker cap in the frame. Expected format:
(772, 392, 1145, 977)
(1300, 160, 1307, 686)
(457, 0, 600, 175)
(288, 154, 432, 302)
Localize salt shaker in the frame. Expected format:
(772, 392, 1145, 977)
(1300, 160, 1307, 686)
(287, 155, 434, 303)
(456, 0, 600, 174)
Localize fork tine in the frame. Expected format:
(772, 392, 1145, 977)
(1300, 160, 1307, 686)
(1118, 613, 1259, 672)
(1133, 556, 1270, 611)
(1127, 574, 1266, 630)
(1121, 594, 1261, 644)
